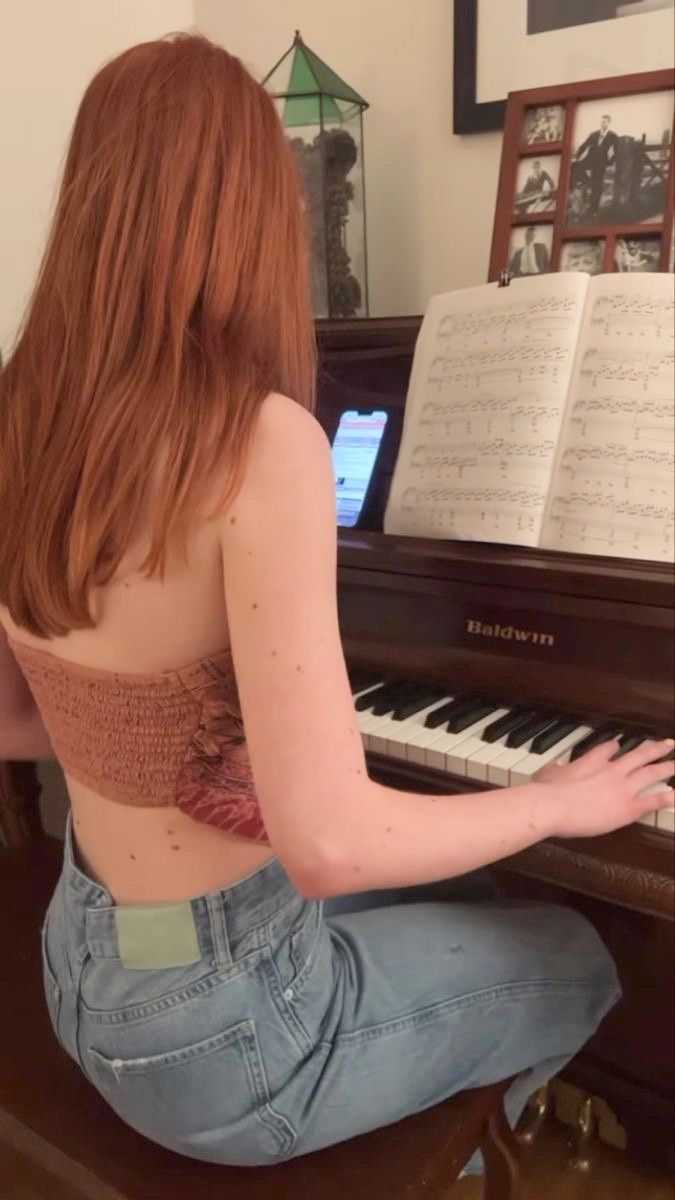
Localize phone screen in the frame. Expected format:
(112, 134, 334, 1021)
(331, 410, 388, 528)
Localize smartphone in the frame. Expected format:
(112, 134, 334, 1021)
(331, 409, 388, 528)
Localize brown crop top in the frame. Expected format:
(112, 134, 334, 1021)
(9, 639, 268, 843)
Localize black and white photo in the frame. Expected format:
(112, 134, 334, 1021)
(528, 0, 674, 35)
(614, 235, 662, 270)
(522, 104, 565, 144)
(508, 224, 553, 277)
(560, 239, 605, 274)
(566, 91, 674, 226)
(514, 155, 560, 214)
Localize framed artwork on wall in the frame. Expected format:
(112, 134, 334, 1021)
(453, 0, 674, 134)
(488, 69, 674, 278)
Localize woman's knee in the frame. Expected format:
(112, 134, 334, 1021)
(536, 903, 621, 1021)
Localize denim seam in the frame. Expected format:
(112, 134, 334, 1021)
(260, 949, 313, 1057)
(320, 976, 612, 1050)
(81, 955, 264, 1026)
(288, 907, 323, 994)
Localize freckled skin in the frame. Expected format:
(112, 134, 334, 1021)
(229, 516, 236, 525)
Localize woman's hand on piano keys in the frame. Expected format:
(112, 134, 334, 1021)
(534, 738, 674, 839)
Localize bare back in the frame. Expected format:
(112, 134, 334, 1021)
(1, 505, 274, 903)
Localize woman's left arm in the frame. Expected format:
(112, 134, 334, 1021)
(0, 628, 53, 759)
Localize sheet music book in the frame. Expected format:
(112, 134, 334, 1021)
(383, 272, 674, 562)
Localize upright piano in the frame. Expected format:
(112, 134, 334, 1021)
(317, 315, 675, 1169)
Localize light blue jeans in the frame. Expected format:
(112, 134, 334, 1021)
(41, 817, 620, 1170)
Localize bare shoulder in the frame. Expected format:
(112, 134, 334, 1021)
(247, 392, 329, 473)
(221, 393, 333, 527)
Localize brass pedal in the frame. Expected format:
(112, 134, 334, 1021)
(568, 1094, 596, 1172)
(516, 1084, 550, 1146)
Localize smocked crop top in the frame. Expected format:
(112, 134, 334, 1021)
(9, 639, 268, 843)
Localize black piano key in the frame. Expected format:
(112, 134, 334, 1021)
(481, 708, 536, 744)
(392, 688, 447, 721)
(350, 671, 380, 695)
(530, 719, 580, 754)
(354, 682, 390, 711)
(370, 680, 421, 716)
(612, 731, 648, 758)
(506, 713, 556, 749)
(447, 701, 496, 734)
(424, 695, 469, 729)
(569, 723, 623, 762)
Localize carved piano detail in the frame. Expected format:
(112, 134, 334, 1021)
(318, 315, 675, 1170)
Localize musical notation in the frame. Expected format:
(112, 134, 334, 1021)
(589, 293, 675, 340)
(385, 272, 674, 561)
(384, 273, 588, 546)
(543, 275, 675, 563)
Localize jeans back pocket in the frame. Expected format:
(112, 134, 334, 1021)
(87, 1019, 296, 1166)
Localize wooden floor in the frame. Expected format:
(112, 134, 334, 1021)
(2, 1118, 672, 1200)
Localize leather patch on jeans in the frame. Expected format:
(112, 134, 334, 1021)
(115, 902, 201, 969)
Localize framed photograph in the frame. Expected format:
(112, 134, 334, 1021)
(566, 92, 673, 226)
(507, 225, 553, 278)
(514, 155, 561, 214)
(454, 0, 674, 134)
(614, 235, 662, 270)
(527, 1, 674, 36)
(560, 239, 606, 274)
(489, 69, 675, 279)
(522, 105, 565, 144)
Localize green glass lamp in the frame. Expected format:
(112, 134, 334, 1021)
(264, 31, 369, 319)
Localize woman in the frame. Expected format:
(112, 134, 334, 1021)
(0, 34, 671, 1172)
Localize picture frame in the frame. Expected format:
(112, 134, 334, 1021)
(453, 0, 505, 134)
(488, 69, 675, 280)
(453, 0, 674, 135)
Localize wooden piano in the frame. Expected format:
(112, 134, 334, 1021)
(317, 315, 675, 1170)
(1, 314, 672, 1171)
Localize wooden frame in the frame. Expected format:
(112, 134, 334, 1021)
(453, 0, 506, 133)
(488, 68, 675, 280)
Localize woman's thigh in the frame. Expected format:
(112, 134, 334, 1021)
(287, 898, 620, 1157)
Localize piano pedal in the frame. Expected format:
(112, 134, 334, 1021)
(515, 1084, 550, 1146)
(568, 1094, 596, 1172)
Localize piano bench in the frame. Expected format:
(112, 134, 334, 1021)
(0, 838, 522, 1200)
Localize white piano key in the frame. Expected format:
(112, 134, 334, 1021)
(637, 811, 657, 828)
(509, 726, 593, 786)
(367, 703, 448, 756)
(400, 701, 460, 764)
(425, 711, 506, 774)
(486, 743, 537, 787)
(377, 700, 457, 760)
(353, 683, 384, 702)
(450, 711, 511, 778)
(657, 808, 675, 833)
(464, 735, 514, 782)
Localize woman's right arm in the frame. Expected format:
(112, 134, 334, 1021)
(220, 394, 673, 899)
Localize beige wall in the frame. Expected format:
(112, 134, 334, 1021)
(0, 0, 193, 355)
(195, 0, 502, 317)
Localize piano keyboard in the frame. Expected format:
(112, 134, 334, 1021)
(351, 675, 675, 836)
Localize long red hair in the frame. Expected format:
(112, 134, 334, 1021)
(0, 33, 315, 637)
